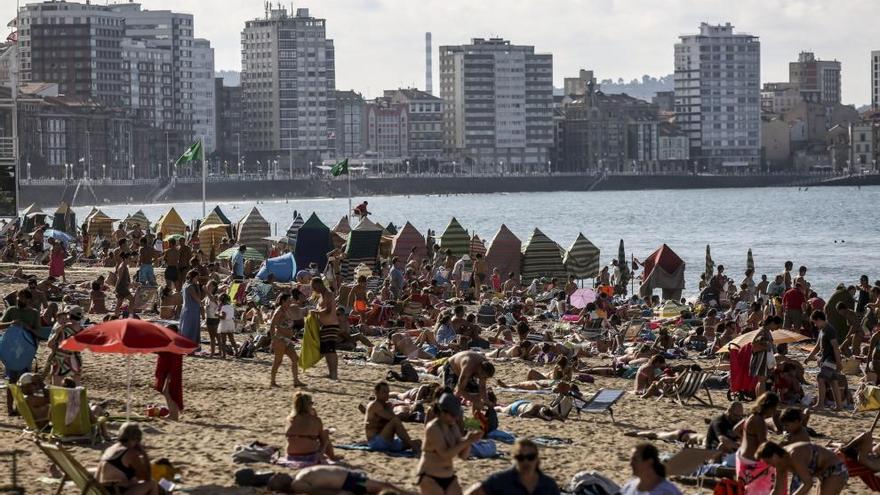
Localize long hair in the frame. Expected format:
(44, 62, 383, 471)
(288, 392, 313, 421)
(636, 443, 666, 478)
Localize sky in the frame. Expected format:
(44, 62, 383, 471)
(3, 0, 877, 105)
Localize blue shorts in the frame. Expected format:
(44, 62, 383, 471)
(421, 344, 439, 357)
(139, 264, 157, 286)
(368, 435, 404, 452)
(508, 399, 531, 417)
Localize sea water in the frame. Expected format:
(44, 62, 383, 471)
(73, 185, 880, 298)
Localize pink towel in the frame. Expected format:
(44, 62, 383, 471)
(736, 452, 776, 495)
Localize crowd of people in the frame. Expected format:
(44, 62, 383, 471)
(4, 204, 880, 495)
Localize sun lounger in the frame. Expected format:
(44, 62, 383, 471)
(622, 319, 646, 341)
(8, 383, 49, 436)
(571, 389, 625, 423)
(668, 370, 714, 407)
(47, 386, 105, 444)
(34, 438, 114, 495)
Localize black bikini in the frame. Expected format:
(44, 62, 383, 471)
(418, 472, 458, 491)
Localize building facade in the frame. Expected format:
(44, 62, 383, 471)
(214, 78, 242, 165)
(851, 122, 875, 169)
(674, 23, 761, 170)
(121, 39, 172, 131)
(385, 88, 444, 159)
(364, 97, 407, 158)
(335, 90, 365, 158)
(241, 6, 336, 169)
(192, 38, 215, 152)
(18, 1, 127, 106)
(789, 51, 840, 105)
(440, 38, 553, 171)
(873, 51, 880, 109)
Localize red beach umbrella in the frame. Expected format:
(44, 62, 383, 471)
(61, 318, 196, 419)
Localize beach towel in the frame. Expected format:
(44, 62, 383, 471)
(299, 314, 322, 370)
(532, 436, 573, 447)
(274, 452, 327, 469)
(334, 443, 417, 458)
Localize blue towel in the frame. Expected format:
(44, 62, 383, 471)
(334, 443, 417, 458)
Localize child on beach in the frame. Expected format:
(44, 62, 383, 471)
(218, 294, 238, 358)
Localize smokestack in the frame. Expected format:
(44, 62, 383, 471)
(425, 32, 432, 95)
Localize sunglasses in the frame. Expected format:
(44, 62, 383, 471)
(514, 453, 538, 462)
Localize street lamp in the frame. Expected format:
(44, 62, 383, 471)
(452, 160, 456, 175)
(102, 163, 106, 180)
(130, 163, 135, 180)
(238, 161, 242, 176)
(547, 160, 552, 175)
(26, 162, 31, 181)
(406, 159, 410, 174)
(309, 161, 313, 177)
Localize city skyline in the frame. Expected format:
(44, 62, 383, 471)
(2, 0, 878, 105)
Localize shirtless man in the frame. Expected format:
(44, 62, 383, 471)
(270, 293, 305, 388)
(348, 275, 369, 314)
(473, 253, 488, 289)
(268, 465, 413, 495)
(311, 277, 340, 380)
(137, 237, 158, 287)
(502, 272, 521, 296)
(162, 238, 181, 290)
(177, 240, 193, 291)
(364, 381, 419, 452)
(113, 252, 134, 316)
(417, 393, 482, 494)
(737, 392, 780, 492)
(440, 351, 495, 409)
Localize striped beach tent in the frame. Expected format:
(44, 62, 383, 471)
(285, 213, 305, 248)
(294, 213, 332, 271)
(439, 217, 469, 257)
(384, 222, 398, 235)
(470, 234, 487, 258)
(341, 218, 383, 281)
(638, 244, 686, 301)
(237, 207, 271, 256)
(486, 224, 522, 280)
(198, 210, 229, 258)
(392, 221, 427, 264)
(155, 207, 186, 237)
(52, 202, 77, 234)
(125, 210, 150, 230)
(86, 209, 116, 238)
(521, 228, 567, 281)
(563, 233, 600, 279)
(332, 216, 351, 235)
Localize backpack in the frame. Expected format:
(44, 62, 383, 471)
(387, 361, 419, 383)
(567, 471, 619, 495)
(713, 478, 745, 495)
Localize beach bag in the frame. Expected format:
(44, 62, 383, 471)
(299, 314, 322, 370)
(469, 439, 497, 459)
(713, 478, 745, 495)
(567, 471, 619, 495)
(370, 346, 394, 365)
(0, 324, 38, 372)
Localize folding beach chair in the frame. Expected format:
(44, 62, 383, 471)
(34, 438, 114, 495)
(8, 383, 49, 436)
(622, 319, 646, 342)
(668, 370, 713, 407)
(47, 386, 106, 444)
(842, 456, 880, 492)
(571, 389, 625, 423)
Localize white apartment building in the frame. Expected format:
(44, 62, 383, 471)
(192, 38, 215, 153)
(674, 23, 761, 170)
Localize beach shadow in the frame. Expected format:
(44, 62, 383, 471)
(181, 484, 256, 494)
(183, 419, 250, 432)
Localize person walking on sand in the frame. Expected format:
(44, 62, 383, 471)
(162, 238, 181, 291)
(270, 293, 305, 388)
(178, 270, 203, 352)
(804, 310, 844, 410)
(47, 237, 67, 284)
(311, 277, 340, 380)
(417, 392, 482, 495)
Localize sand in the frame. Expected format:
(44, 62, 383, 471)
(2, 263, 879, 494)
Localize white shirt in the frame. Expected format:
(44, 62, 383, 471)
(204, 297, 218, 319)
(619, 479, 683, 495)
(218, 303, 235, 332)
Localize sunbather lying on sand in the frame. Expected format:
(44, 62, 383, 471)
(268, 466, 414, 495)
(487, 340, 535, 360)
(624, 429, 705, 448)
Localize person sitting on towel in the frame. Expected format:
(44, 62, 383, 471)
(364, 381, 420, 453)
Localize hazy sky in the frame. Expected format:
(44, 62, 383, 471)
(3, 0, 877, 105)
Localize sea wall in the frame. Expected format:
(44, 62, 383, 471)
(19, 172, 879, 208)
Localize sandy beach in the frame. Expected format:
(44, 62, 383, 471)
(2, 264, 879, 494)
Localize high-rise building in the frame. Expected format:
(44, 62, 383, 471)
(121, 39, 172, 131)
(674, 23, 761, 170)
(385, 88, 444, 159)
(192, 38, 215, 153)
(335, 90, 365, 158)
(789, 51, 840, 105)
(439, 38, 553, 171)
(215, 78, 242, 165)
(872, 51, 880, 109)
(18, 1, 127, 106)
(241, 6, 336, 168)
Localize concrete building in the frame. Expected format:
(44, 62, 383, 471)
(334, 90, 365, 158)
(192, 38, 215, 153)
(385, 88, 444, 159)
(121, 39, 172, 131)
(241, 6, 336, 169)
(761, 83, 805, 115)
(789, 51, 840, 105)
(851, 122, 875, 170)
(873, 51, 880, 109)
(657, 123, 690, 162)
(440, 38, 553, 172)
(652, 91, 674, 113)
(364, 97, 407, 158)
(674, 23, 761, 171)
(761, 116, 791, 169)
(17, 1, 127, 106)
(214, 78, 241, 166)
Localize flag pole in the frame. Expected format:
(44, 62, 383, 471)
(347, 162, 352, 227)
(201, 137, 206, 218)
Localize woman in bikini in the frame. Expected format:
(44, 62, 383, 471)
(270, 293, 305, 388)
(284, 392, 338, 467)
(417, 392, 482, 495)
(96, 423, 159, 495)
(756, 441, 847, 495)
(158, 286, 181, 320)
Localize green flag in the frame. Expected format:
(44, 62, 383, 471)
(175, 140, 203, 166)
(330, 158, 348, 177)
